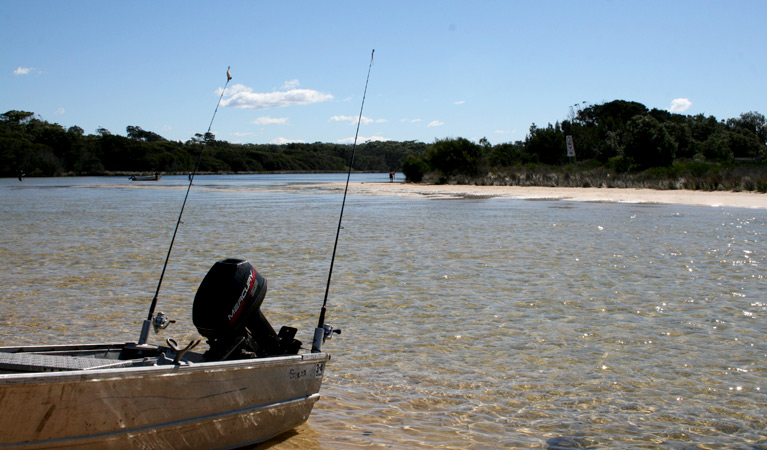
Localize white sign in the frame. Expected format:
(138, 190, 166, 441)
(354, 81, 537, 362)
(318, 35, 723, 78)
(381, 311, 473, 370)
(566, 135, 576, 157)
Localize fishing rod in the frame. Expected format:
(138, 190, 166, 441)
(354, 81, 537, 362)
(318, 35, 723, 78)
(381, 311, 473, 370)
(138, 67, 233, 345)
(312, 49, 375, 353)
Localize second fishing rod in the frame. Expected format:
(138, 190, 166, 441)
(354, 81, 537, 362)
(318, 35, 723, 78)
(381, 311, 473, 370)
(312, 49, 375, 353)
(138, 67, 233, 345)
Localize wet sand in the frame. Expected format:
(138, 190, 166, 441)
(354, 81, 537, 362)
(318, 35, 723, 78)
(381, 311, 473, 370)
(326, 182, 767, 209)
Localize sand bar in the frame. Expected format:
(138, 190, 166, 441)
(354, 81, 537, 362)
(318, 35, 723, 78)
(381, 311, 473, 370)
(321, 182, 767, 209)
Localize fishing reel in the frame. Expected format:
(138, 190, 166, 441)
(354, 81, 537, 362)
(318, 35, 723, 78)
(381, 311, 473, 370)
(312, 324, 341, 353)
(152, 312, 176, 333)
(322, 324, 342, 342)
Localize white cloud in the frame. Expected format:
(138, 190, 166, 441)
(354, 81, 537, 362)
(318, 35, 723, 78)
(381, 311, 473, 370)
(337, 135, 389, 144)
(494, 129, 508, 134)
(252, 116, 288, 125)
(669, 98, 692, 113)
(427, 120, 444, 127)
(330, 115, 374, 125)
(454, 100, 465, 105)
(271, 137, 305, 144)
(220, 83, 333, 110)
(54, 107, 66, 115)
(13, 67, 32, 76)
(233, 131, 255, 137)
(282, 79, 300, 89)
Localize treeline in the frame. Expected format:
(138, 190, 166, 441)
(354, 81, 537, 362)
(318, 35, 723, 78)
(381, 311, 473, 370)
(402, 100, 767, 192)
(0, 110, 424, 177)
(3, 101, 766, 192)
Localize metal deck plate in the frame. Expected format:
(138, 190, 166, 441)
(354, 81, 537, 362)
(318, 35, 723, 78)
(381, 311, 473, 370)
(0, 352, 119, 372)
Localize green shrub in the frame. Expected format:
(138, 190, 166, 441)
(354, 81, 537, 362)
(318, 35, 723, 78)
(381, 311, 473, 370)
(607, 155, 633, 173)
(401, 154, 430, 182)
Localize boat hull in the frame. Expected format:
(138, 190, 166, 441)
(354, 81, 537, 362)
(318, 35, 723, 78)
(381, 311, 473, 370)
(129, 174, 161, 181)
(0, 345, 329, 449)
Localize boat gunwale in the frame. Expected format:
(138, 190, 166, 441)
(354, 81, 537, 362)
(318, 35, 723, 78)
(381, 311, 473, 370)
(0, 343, 329, 384)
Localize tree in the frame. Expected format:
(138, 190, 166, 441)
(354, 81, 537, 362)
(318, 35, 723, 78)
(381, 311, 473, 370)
(2, 106, 764, 180)
(726, 129, 762, 159)
(525, 123, 565, 164)
(729, 111, 766, 144)
(401, 154, 430, 182)
(622, 115, 677, 169)
(662, 117, 693, 159)
(1, 110, 35, 124)
(578, 100, 648, 129)
(688, 114, 721, 143)
(699, 131, 732, 161)
(574, 100, 650, 162)
(487, 141, 528, 167)
(127, 125, 165, 142)
(425, 137, 483, 177)
(726, 111, 767, 158)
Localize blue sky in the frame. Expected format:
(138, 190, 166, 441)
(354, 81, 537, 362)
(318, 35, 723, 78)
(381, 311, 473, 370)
(3, 1, 765, 146)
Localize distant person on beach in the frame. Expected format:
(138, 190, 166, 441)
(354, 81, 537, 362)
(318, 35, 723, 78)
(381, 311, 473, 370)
(389, 171, 395, 182)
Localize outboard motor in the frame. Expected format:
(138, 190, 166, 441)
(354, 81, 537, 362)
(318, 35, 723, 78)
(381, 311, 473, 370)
(193, 259, 302, 361)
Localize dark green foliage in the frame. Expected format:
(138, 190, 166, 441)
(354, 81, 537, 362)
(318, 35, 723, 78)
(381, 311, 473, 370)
(393, 99, 764, 190)
(621, 115, 677, 170)
(728, 111, 767, 145)
(2, 103, 764, 193)
(607, 155, 633, 173)
(698, 131, 732, 161)
(1, 110, 35, 124)
(579, 100, 649, 129)
(662, 118, 693, 159)
(126, 125, 165, 142)
(525, 123, 565, 164)
(0, 111, 424, 177)
(568, 100, 650, 162)
(513, 101, 764, 173)
(425, 137, 484, 177)
(487, 141, 530, 166)
(401, 154, 429, 182)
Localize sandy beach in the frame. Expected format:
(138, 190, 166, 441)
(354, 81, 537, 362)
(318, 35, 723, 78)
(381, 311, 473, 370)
(325, 182, 767, 209)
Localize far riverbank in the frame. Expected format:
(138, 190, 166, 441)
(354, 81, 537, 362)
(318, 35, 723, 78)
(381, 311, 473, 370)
(323, 182, 767, 209)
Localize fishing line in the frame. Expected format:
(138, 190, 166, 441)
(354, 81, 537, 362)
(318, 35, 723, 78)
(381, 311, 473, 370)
(139, 67, 232, 344)
(313, 49, 375, 352)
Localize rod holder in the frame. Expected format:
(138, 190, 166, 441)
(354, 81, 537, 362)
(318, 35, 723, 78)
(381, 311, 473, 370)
(311, 327, 324, 353)
(138, 319, 152, 345)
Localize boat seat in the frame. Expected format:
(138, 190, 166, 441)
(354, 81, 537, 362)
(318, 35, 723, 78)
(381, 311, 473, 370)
(0, 352, 142, 373)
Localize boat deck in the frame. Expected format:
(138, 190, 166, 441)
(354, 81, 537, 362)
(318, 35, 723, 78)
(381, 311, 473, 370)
(0, 343, 171, 374)
(0, 352, 151, 372)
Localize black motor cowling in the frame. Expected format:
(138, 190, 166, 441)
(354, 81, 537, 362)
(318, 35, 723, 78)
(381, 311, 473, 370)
(192, 258, 301, 361)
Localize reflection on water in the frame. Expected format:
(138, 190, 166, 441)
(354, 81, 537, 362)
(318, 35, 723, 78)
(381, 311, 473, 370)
(1, 175, 766, 449)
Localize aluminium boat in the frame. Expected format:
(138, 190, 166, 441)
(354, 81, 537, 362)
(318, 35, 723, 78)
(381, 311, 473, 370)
(129, 172, 161, 181)
(0, 258, 335, 449)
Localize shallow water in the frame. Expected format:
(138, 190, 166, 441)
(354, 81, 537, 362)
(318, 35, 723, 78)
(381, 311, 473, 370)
(1, 175, 765, 449)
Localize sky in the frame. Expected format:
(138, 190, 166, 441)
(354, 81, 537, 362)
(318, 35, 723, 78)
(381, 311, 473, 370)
(3, 1, 766, 146)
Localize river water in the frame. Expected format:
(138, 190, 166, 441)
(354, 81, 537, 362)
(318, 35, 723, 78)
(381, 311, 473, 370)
(1, 175, 765, 449)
